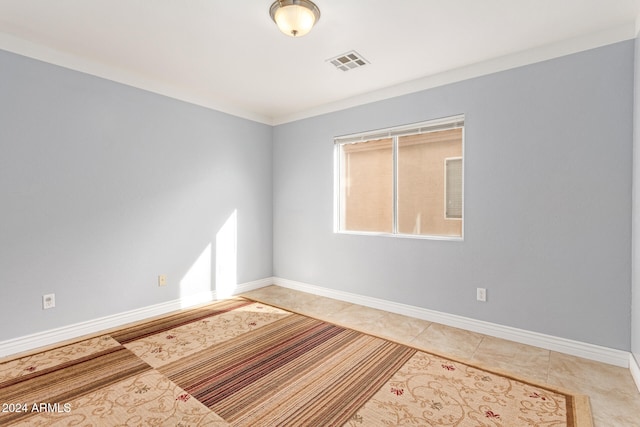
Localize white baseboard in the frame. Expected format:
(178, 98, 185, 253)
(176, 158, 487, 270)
(273, 277, 631, 368)
(2, 275, 632, 372)
(630, 354, 640, 393)
(0, 277, 272, 359)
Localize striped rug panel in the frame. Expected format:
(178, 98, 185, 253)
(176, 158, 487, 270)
(0, 346, 151, 425)
(111, 298, 253, 344)
(159, 315, 337, 393)
(227, 335, 416, 426)
(160, 313, 416, 426)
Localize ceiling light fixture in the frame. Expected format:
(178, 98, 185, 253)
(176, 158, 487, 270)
(269, 0, 320, 37)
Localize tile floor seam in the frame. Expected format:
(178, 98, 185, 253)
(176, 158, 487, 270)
(544, 350, 551, 384)
(470, 335, 486, 361)
(410, 323, 431, 343)
(409, 322, 434, 349)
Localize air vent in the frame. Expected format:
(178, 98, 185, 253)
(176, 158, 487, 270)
(327, 51, 369, 72)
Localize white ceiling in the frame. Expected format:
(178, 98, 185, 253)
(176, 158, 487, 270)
(0, 0, 639, 125)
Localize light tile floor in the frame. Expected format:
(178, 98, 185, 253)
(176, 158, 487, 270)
(242, 285, 640, 426)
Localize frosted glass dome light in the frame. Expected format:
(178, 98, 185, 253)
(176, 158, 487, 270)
(270, 0, 321, 37)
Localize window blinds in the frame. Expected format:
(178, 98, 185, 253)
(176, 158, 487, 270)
(445, 158, 463, 219)
(334, 115, 464, 145)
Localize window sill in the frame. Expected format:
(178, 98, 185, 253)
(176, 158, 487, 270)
(335, 230, 463, 242)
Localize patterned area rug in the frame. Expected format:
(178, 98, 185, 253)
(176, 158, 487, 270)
(0, 297, 592, 426)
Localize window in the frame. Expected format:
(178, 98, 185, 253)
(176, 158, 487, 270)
(335, 115, 464, 239)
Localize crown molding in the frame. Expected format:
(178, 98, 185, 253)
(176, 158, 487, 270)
(272, 23, 636, 125)
(0, 32, 273, 125)
(1, 22, 635, 127)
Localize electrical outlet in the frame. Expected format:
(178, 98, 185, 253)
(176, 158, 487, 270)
(43, 293, 55, 309)
(476, 288, 487, 302)
(158, 274, 167, 287)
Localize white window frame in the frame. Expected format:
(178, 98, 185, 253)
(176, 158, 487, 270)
(333, 114, 464, 241)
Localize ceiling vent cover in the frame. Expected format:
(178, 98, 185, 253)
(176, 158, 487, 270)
(327, 51, 369, 71)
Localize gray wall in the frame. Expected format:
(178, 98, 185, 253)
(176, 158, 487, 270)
(0, 50, 273, 341)
(1, 40, 634, 352)
(633, 35, 640, 365)
(273, 41, 634, 351)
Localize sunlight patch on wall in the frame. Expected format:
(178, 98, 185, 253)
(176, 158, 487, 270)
(179, 243, 212, 308)
(216, 209, 237, 299)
